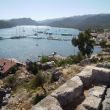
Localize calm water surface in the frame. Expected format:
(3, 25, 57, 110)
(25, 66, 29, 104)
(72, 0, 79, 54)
(0, 26, 101, 62)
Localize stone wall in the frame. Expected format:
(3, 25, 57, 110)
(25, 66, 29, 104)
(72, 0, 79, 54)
(32, 66, 110, 110)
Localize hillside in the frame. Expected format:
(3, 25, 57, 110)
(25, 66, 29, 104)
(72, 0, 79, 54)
(40, 14, 110, 30)
(0, 14, 110, 30)
(0, 18, 39, 29)
(0, 20, 12, 29)
(9, 18, 39, 26)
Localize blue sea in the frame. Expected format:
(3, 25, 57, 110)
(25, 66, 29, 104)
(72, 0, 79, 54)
(0, 26, 101, 62)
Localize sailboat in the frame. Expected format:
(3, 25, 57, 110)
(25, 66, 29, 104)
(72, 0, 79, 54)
(34, 27, 38, 36)
(10, 27, 27, 39)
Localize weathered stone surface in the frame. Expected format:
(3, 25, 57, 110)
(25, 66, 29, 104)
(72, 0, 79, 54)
(102, 98, 110, 110)
(51, 76, 83, 106)
(106, 88, 110, 98)
(52, 69, 62, 81)
(80, 96, 101, 110)
(88, 85, 107, 98)
(80, 58, 91, 66)
(32, 95, 63, 110)
(77, 66, 93, 87)
(92, 67, 110, 85)
(102, 88, 110, 110)
(96, 62, 110, 69)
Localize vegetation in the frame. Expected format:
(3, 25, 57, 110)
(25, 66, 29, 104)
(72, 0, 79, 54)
(31, 72, 48, 95)
(56, 53, 84, 66)
(99, 40, 107, 48)
(72, 29, 95, 58)
(5, 75, 16, 88)
(26, 61, 38, 75)
(40, 55, 50, 63)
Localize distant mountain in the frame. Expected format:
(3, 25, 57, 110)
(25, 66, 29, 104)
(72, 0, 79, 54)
(0, 14, 110, 30)
(0, 20, 12, 29)
(40, 14, 110, 30)
(9, 18, 39, 26)
(0, 18, 39, 29)
(38, 18, 64, 25)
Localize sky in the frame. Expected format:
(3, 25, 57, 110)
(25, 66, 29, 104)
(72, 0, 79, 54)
(0, 0, 110, 20)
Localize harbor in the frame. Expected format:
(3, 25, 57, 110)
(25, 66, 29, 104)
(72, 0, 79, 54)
(0, 26, 102, 62)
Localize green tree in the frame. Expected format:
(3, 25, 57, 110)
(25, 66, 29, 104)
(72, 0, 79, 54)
(99, 40, 107, 48)
(72, 29, 95, 57)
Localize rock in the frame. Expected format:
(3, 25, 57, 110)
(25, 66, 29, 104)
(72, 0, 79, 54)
(80, 58, 91, 66)
(52, 70, 62, 81)
(80, 96, 101, 110)
(32, 95, 63, 110)
(106, 88, 110, 98)
(96, 62, 110, 69)
(88, 85, 107, 98)
(51, 76, 83, 106)
(103, 98, 110, 110)
(102, 88, 110, 110)
(92, 67, 110, 85)
(77, 66, 93, 88)
(46, 61, 55, 67)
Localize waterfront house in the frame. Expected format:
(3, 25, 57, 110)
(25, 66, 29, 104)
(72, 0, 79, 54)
(0, 58, 20, 77)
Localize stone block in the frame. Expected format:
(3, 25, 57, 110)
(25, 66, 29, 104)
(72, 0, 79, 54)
(80, 96, 101, 110)
(51, 76, 83, 106)
(77, 66, 93, 88)
(32, 95, 63, 110)
(88, 85, 107, 98)
(92, 67, 110, 85)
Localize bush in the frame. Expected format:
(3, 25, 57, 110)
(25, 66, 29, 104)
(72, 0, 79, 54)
(40, 56, 50, 63)
(26, 61, 38, 75)
(5, 75, 16, 88)
(55, 53, 84, 67)
(99, 40, 107, 48)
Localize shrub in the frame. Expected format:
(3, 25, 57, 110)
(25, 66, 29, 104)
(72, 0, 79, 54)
(55, 53, 84, 67)
(99, 40, 107, 48)
(26, 61, 38, 75)
(40, 56, 49, 63)
(5, 75, 16, 88)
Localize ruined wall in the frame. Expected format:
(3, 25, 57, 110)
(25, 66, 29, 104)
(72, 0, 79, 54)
(32, 66, 110, 110)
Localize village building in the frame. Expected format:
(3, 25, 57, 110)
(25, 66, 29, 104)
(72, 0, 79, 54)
(0, 58, 21, 77)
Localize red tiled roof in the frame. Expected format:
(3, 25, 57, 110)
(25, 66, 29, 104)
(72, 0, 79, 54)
(0, 59, 17, 74)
